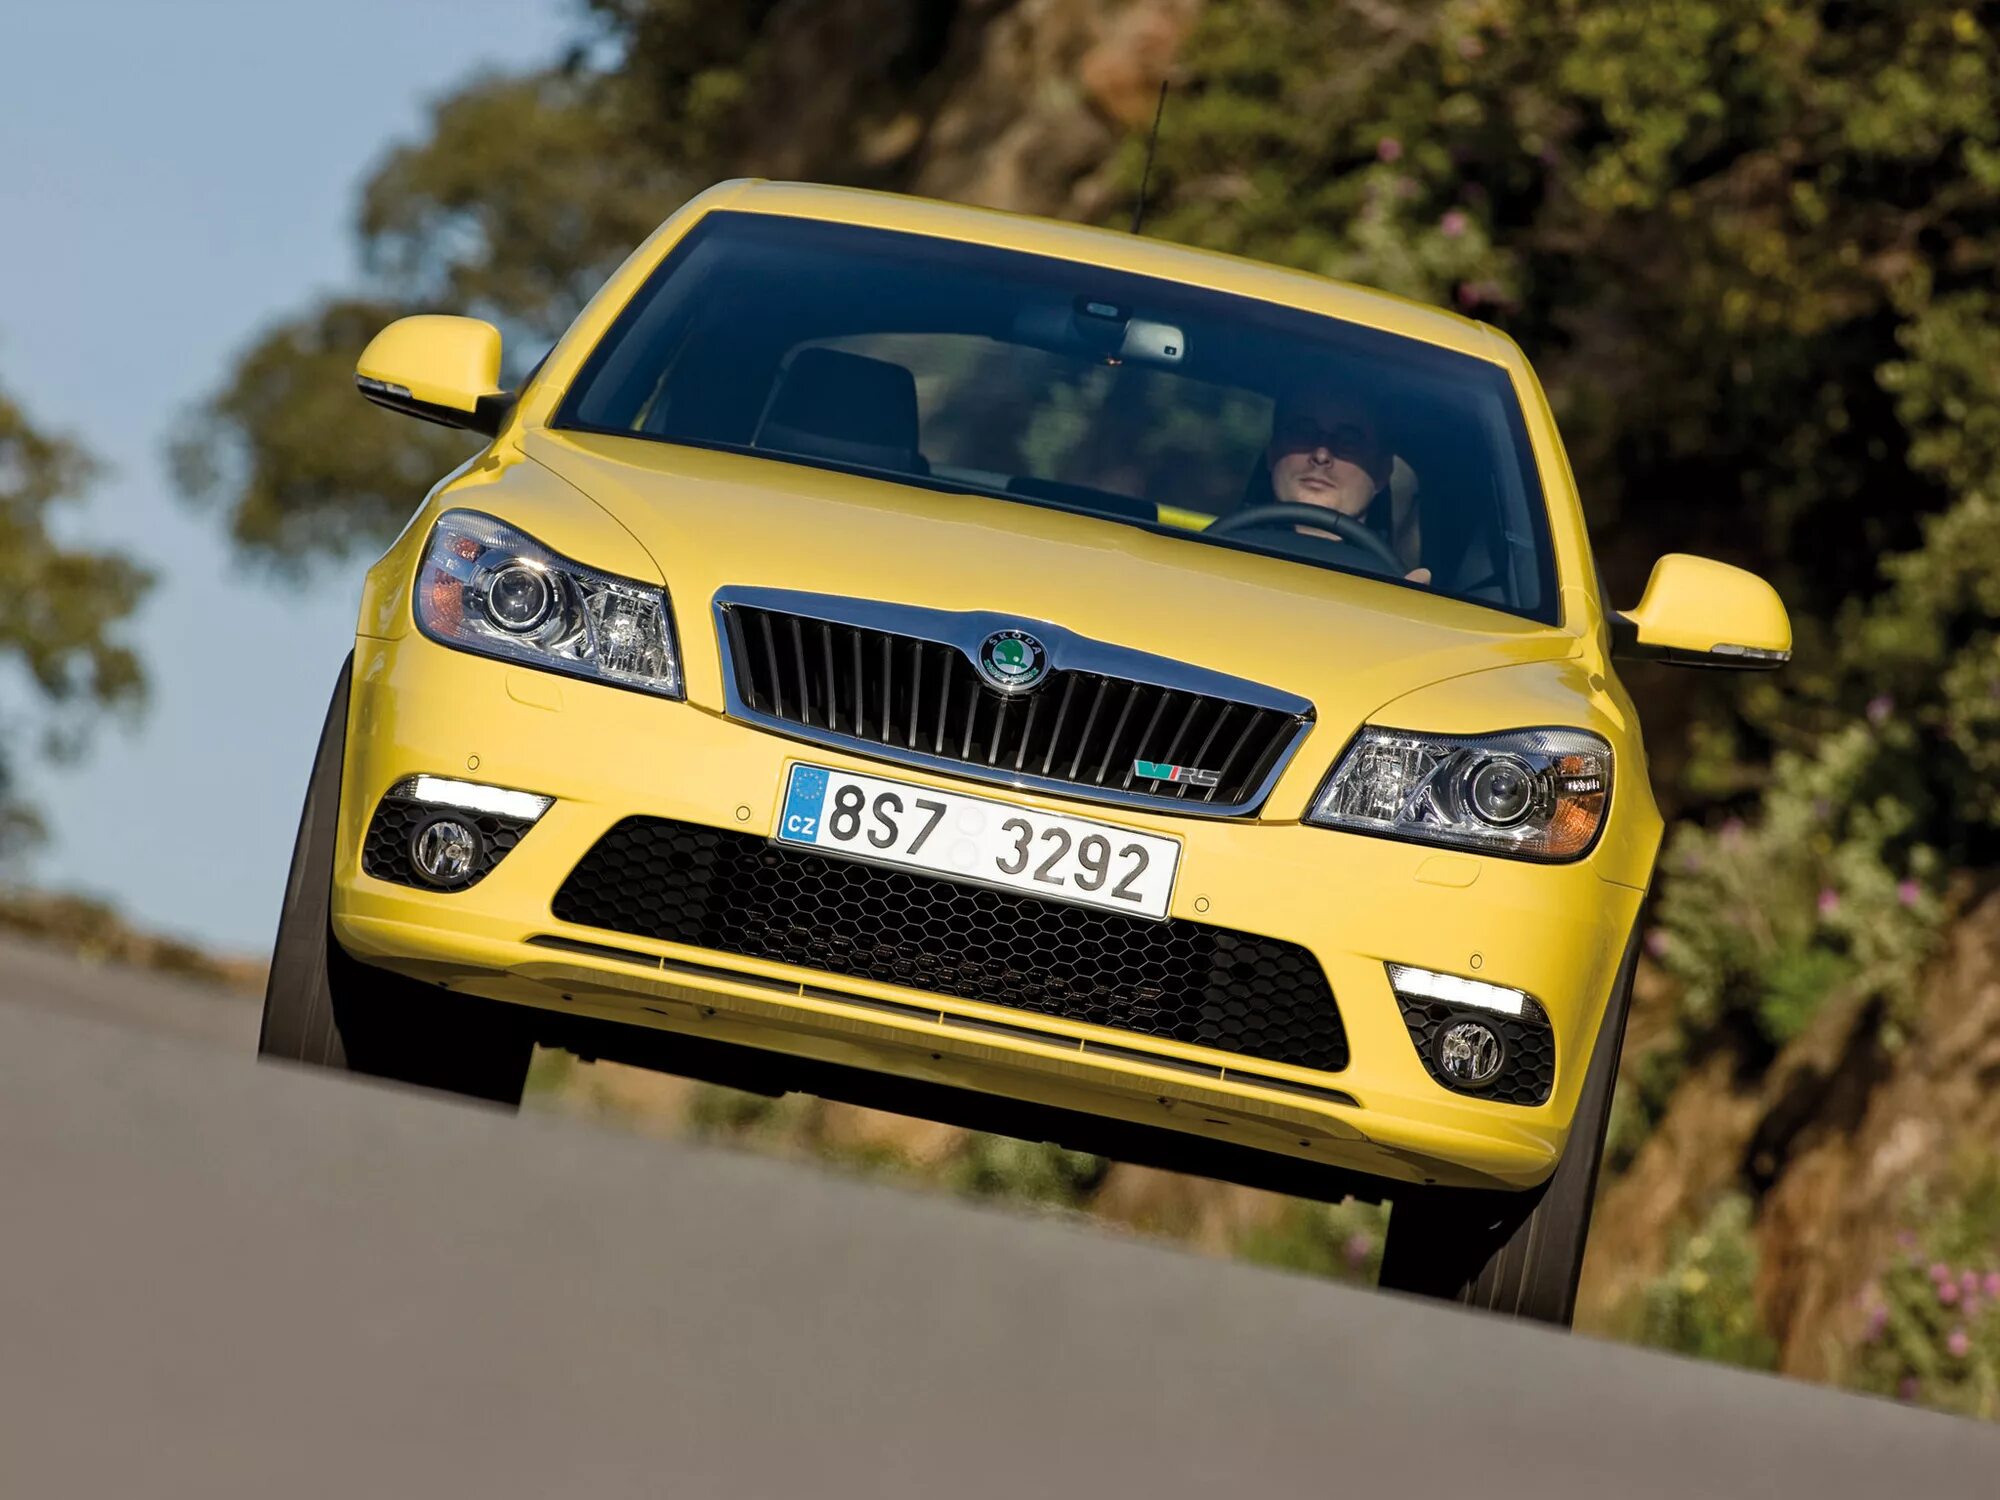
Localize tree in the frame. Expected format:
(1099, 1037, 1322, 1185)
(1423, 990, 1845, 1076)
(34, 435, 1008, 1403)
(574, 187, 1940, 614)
(0, 381, 152, 854)
(174, 0, 2000, 834)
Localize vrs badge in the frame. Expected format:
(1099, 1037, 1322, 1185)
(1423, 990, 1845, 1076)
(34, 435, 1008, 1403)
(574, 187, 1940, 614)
(977, 629, 1049, 693)
(1132, 758, 1222, 788)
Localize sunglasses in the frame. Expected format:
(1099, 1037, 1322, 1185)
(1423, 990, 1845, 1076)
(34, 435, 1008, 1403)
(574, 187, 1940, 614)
(1273, 418, 1379, 459)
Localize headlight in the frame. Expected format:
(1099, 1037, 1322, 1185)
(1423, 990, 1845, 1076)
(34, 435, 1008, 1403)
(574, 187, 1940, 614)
(414, 510, 681, 698)
(1308, 726, 1610, 861)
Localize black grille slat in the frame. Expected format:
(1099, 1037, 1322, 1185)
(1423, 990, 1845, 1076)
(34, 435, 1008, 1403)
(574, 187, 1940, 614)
(724, 610, 759, 712)
(786, 615, 812, 727)
(756, 612, 786, 721)
(1064, 678, 1113, 781)
(722, 605, 1304, 812)
(553, 817, 1349, 1074)
(1120, 690, 1179, 789)
(1012, 690, 1043, 771)
(817, 620, 839, 733)
(1177, 702, 1234, 800)
(1092, 682, 1145, 786)
(1039, 676, 1079, 776)
(1205, 708, 1270, 804)
(934, 640, 952, 755)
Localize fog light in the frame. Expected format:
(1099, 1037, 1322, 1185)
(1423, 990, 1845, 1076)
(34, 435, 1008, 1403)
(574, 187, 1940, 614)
(411, 815, 480, 887)
(1435, 1018, 1505, 1087)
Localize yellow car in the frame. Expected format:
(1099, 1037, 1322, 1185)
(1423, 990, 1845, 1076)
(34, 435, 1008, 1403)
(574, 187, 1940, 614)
(262, 181, 1789, 1324)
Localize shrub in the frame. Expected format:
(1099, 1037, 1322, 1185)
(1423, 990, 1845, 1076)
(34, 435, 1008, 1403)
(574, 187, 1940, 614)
(1847, 1158, 2000, 1419)
(1231, 1198, 1388, 1285)
(946, 1136, 1107, 1207)
(1629, 1195, 1776, 1370)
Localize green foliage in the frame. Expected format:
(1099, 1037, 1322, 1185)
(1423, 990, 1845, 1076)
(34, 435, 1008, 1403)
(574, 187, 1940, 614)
(1848, 1157, 2000, 1419)
(173, 64, 685, 570)
(1655, 723, 1943, 1053)
(168, 298, 476, 570)
(1231, 1197, 1386, 1284)
(946, 1135, 1107, 1207)
(1630, 1194, 1776, 1370)
(0, 381, 151, 854)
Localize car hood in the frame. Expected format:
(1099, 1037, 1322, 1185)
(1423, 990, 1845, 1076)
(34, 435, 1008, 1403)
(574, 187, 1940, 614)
(526, 430, 1581, 784)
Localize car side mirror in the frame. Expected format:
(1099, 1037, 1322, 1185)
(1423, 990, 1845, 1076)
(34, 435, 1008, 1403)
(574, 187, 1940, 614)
(354, 315, 510, 435)
(1611, 553, 1791, 670)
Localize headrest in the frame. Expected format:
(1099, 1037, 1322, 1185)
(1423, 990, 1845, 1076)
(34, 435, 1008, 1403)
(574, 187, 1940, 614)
(756, 348, 924, 472)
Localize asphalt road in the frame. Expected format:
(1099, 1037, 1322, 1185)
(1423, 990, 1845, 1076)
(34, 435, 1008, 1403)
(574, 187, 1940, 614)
(0, 931, 260, 1049)
(1, 943, 1995, 1497)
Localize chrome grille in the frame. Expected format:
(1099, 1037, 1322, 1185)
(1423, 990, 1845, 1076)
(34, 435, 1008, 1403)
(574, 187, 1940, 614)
(714, 590, 1312, 815)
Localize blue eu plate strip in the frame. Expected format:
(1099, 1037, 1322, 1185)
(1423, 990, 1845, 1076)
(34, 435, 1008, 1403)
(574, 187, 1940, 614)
(778, 764, 830, 843)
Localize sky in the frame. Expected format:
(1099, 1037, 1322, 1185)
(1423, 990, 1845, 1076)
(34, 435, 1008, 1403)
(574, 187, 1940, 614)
(0, 0, 574, 953)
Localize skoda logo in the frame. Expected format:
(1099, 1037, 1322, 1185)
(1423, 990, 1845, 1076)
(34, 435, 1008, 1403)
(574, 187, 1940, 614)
(977, 629, 1049, 693)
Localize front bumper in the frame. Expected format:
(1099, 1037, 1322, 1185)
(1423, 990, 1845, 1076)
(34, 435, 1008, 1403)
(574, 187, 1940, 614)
(334, 632, 1645, 1191)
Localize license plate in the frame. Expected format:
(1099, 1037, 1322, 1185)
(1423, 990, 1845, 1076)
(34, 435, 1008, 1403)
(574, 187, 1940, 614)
(775, 763, 1180, 920)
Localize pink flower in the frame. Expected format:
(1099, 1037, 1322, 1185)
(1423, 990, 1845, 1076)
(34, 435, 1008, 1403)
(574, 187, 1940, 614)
(1948, 1328, 1971, 1359)
(1645, 928, 1669, 958)
(1962, 1269, 1982, 1296)
(1867, 694, 1894, 725)
(1898, 879, 1921, 907)
(1817, 888, 1841, 918)
(1930, 1261, 1952, 1283)
(1983, 1271, 2000, 1298)
(1344, 1231, 1374, 1267)
(1377, 136, 1403, 163)
(1896, 1230, 1919, 1251)
(1439, 209, 1470, 238)
(1720, 817, 1745, 843)
(1939, 1280, 1961, 1306)
(1863, 1305, 1888, 1342)
(1899, 1376, 1921, 1401)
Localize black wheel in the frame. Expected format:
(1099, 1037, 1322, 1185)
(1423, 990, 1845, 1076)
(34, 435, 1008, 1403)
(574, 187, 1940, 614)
(259, 654, 534, 1107)
(1376, 917, 1644, 1325)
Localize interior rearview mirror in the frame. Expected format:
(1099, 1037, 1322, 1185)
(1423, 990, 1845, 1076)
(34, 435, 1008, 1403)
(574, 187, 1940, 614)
(354, 315, 509, 435)
(1612, 553, 1791, 670)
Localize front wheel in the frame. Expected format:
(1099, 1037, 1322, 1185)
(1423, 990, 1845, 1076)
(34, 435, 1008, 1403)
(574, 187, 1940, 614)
(258, 654, 534, 1106)
(1376, 919, 1643, 1325)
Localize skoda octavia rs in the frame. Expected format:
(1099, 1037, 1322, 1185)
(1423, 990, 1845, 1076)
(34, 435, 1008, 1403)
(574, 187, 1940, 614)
(263, 180, 1789, 1324)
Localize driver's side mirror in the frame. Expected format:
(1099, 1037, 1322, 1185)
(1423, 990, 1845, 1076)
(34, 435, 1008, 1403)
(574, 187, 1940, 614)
(1611, 553, 1791, 670)
(354, 315, 510, 435)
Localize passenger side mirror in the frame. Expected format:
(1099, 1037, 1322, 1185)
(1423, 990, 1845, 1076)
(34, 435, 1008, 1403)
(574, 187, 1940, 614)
(354, 315, 510, 435)
(1611, 553, 1791, 670)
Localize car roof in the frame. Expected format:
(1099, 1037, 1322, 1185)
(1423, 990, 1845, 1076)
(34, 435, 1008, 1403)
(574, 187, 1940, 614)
(710, 180, 1514, 368)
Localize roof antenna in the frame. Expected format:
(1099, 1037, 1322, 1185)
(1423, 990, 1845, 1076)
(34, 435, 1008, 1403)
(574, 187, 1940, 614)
(1129, 78, 1170, 235)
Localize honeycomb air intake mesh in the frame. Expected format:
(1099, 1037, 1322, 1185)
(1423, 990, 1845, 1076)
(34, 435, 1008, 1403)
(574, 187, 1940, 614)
(551, 816, 1349, 1073)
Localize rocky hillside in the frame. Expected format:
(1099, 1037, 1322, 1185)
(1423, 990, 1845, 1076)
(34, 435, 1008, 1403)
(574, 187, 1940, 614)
(1583, 888, 2000, 1381)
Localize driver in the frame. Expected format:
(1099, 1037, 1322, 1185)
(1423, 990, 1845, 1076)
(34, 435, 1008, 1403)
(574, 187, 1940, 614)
(1260, 385, 1431, 585)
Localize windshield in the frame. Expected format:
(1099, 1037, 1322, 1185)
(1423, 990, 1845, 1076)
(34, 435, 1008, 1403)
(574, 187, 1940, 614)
(557, 211, 1559, 623)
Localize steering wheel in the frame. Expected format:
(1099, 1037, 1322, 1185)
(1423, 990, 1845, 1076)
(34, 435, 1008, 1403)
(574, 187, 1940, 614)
(1206, 502, 1407, 575)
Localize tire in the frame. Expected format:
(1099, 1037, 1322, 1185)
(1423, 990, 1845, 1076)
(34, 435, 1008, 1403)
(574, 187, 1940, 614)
(1375, 916, 1645, 1325)
(259, 654, 534, 1107)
